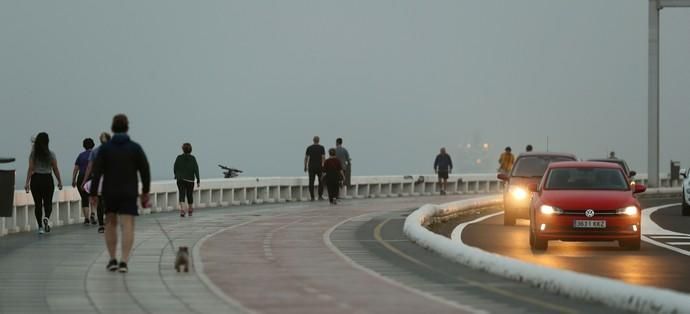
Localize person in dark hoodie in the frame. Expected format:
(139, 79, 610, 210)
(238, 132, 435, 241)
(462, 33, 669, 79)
(90, 114, 150, 273)
(433, 147, 453, 195)
(174, 142, 200, 217)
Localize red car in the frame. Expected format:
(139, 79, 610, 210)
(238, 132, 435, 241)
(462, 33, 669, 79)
(527, 161, 646, 251)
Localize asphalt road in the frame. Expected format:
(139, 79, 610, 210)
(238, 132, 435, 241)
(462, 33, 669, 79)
(336, 208, 625, 313)
(432, 197, 690, 293)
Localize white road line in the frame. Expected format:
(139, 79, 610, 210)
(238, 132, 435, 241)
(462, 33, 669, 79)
(450, 211, 504, 241)
(641, 203, 684, 235)
(323, 212, 488, 314)
(666, 242, 690, 246)
(641, 203, 690, 257)
(650, 236, 690, 239)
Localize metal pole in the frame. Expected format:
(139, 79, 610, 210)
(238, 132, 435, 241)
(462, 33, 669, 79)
(648, 0, 660, 187)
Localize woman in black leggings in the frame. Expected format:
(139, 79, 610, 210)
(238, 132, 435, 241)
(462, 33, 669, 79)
(24, 132, 63, 234)
(174, 143, 200, 217)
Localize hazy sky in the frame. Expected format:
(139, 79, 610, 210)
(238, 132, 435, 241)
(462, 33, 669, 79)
(2, 1, 689, 185)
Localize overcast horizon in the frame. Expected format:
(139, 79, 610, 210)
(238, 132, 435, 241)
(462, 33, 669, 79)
(2, 1, 690, 187)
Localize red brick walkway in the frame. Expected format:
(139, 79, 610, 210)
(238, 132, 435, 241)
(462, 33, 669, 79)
(200, 197, 468, 314)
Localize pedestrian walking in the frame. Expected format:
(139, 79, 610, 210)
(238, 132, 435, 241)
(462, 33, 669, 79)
(335, 138, 352, 188)
(323, 148, 345, 204)
(174, 143, 200, 217)
(609, 151, 618, 159)
(24, 132, 63, 234)
(72, 138, 96, 225)
(525, 144, 533, 152)
(434, 147, 453, 195)
(82, 132, 111, 233)
(90, 114, 151, 273)
(498, 146, 515, 175)
(304, 136, 325, 201)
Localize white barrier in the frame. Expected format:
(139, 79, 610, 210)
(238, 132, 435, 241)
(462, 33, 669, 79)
(0, 174, 503, 237)
(403, 193, 690, 314)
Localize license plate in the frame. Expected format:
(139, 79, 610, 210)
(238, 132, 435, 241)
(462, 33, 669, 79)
(573, 220, 606, 228)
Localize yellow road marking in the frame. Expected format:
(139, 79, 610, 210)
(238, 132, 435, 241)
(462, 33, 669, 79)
(373, 218, 578, 314)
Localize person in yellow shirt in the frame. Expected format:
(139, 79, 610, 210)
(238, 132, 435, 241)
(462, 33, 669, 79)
(498, 146, 515, 174)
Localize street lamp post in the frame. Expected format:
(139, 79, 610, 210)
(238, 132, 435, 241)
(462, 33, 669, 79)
(648, 0, 690, 187)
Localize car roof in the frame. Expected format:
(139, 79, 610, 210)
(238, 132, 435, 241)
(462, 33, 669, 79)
(547, 161, 624, 169)
(588, 158, 627, 164)
(516, 152, 577, 159)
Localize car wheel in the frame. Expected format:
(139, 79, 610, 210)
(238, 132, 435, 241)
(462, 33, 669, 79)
(619, 238, 641, 251)
(503, 209, 516, 226)
(683, 191, 690, 216)
(529, 227, 548, 251)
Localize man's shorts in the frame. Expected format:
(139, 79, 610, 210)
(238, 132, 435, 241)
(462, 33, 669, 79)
(104, 197, 139, 216)
(438, 171, 449, 180)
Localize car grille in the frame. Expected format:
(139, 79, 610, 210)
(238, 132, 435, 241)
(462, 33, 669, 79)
(561, 209, 618, 216)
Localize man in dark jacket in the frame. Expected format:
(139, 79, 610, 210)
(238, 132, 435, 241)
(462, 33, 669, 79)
(90, 114, 150, 273)
(434, 147, 453, 195)
(304, 136, 325, 201)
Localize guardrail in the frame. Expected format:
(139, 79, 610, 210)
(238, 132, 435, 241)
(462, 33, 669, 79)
(0, 174, 504, 236)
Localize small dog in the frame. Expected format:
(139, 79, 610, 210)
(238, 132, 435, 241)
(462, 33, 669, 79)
(174, 246, 190, 273)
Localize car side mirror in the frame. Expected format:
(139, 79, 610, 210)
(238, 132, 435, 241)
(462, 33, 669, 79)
(629, 171, 636, 177)
(633, 184, 647, 194)
(527, 183, 538, 193)
(680, 169, 687, 178)
(497, 173, 509, 181)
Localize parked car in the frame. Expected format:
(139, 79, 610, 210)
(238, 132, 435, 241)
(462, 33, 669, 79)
(681, 168, 690, 215)
(527, 161, 646, 251)
(497, 152, 577, 226)
(587, 158, 636, 179)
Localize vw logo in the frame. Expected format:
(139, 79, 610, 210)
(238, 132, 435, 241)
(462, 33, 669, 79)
(585, 209, 595, 218)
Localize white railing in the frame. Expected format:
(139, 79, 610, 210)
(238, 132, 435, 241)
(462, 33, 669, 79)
(1, 174, 503, 236)
(1, 172, 680, 237)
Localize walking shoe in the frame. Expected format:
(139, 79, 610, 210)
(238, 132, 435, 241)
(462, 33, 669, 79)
(180, 211, 185, 218)
(106, 259, 118, 271)
(97, 226, 105, 233)
(38, 227, 45, 234)
(43, 218, 51, 233)
(84, 218, 90, 225)
(188, 207, 193, 216)
(90, 213, 97, 225)
(118, 262, 128, 273)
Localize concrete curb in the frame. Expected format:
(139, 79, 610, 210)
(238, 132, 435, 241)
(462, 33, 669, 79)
(403, 194, 690, 314)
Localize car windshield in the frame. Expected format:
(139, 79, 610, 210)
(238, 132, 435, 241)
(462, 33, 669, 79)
(545, 168, 629, 190)
(511, 156, 575, 177)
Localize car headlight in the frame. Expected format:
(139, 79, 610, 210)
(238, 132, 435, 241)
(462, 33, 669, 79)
(509, 186, 528, 200)
(540, 205, 563, 215)
(616, 206, 638, 216)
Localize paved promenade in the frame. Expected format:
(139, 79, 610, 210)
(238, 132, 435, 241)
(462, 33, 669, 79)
(0, 195, 463, 314)
(200, 197, 470, 314)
